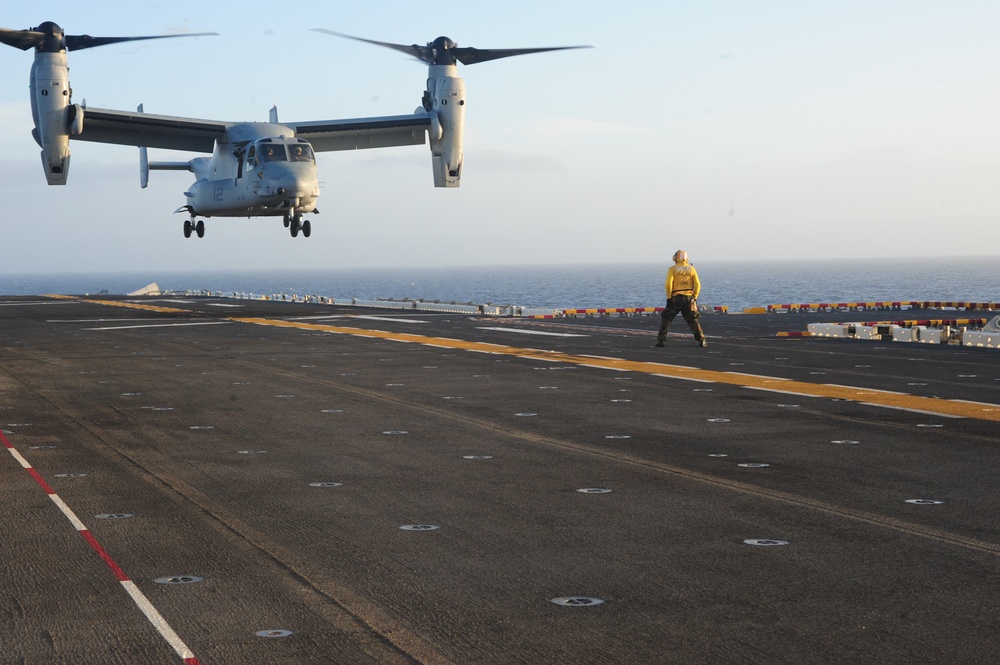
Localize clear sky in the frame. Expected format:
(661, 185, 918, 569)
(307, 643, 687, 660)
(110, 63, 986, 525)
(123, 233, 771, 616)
(2, 1, 998, 274)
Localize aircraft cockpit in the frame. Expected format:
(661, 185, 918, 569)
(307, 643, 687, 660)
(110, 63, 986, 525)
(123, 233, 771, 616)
(288, 144, 314, 162)
(245, 139, 316, 169)
(260, 144, 283, 162)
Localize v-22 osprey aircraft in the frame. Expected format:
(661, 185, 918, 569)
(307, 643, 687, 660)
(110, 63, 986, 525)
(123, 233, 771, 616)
(1, 22, 589, 238)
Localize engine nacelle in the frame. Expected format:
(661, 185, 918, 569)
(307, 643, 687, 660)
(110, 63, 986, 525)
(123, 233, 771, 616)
(30, 52, 73, 185)
(426, 65, 465, 188)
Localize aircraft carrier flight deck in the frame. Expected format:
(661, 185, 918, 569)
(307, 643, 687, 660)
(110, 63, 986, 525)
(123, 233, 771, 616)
(2, 294, 999, 664)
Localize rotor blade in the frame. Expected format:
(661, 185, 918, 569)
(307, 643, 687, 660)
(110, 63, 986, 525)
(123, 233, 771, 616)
(311, 29, 433, 63)
(453, 45, 592, 66)
(0, 28, 46, 50)
(65, 32, 217, 51)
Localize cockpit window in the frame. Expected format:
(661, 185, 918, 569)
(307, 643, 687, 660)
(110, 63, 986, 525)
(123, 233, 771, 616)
(289, 144, 315, 163)
(259, 144, 287, 162)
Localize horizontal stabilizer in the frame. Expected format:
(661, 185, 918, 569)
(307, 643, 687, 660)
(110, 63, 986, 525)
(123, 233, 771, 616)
(141, 143, 192, 188)
(149, 162, 193, 170)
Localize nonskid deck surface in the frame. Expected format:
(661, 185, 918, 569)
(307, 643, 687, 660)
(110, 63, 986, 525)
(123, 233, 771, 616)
(2, 295, 999, 664)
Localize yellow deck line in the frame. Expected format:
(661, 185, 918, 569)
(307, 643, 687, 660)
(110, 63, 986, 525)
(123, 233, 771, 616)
(84, 299, 193, 314)
(49, 296, 999, 421)
(50, 295, 193, 314)
(232, 317, 1000, 423)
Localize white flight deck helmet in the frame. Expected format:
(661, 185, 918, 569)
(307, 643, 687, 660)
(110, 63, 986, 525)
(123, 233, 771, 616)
(672, 250, 688, 263)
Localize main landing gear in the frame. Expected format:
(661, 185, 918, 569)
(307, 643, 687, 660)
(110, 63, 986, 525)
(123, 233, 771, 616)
(180, 215, 312, 238)
(283, 213, 311, 238)
(183, 219, 205, 238)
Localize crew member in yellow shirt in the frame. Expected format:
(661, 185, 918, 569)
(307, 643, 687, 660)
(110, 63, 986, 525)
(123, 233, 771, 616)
(656, 250, 707, 347)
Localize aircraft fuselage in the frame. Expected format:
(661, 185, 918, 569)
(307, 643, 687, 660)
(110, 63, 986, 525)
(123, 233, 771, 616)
(184, 126, 320, 218)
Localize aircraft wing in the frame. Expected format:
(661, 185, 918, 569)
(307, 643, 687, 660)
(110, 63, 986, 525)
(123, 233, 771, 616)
(74, 107, 228, 153)
(72, 108, 430, 153)
(288, 113, 431, 152)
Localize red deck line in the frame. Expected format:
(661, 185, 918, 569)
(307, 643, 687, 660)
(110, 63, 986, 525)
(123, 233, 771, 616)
(2, 429, 202, 664)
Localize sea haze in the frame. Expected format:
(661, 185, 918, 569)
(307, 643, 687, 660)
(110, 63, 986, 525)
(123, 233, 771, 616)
(1, 257, 996, 312)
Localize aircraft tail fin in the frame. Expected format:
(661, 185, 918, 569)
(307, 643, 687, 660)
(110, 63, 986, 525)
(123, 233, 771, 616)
(140, 145, 149, 188)
(138, 104, 149, 188)
(269, 106, 279, 123)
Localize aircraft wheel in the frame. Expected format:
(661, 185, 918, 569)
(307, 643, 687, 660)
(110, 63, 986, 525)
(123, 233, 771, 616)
(183, 220, 192, 238)
(283, 214, 290, 228)
(301, 219, 311, 238)
(195, 220, 205, 238)
(290, 216, 301, 237)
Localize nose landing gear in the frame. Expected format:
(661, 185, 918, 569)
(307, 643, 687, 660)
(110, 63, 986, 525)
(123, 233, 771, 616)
(183, 219, 205, 238)
(284, 213, 311, 238)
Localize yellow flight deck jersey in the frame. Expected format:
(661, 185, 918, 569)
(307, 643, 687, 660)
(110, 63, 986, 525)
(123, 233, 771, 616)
(665, 261, 701, 298)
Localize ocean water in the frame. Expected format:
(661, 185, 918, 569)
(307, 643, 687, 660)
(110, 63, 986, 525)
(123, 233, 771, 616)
(1, 257, 996, 312)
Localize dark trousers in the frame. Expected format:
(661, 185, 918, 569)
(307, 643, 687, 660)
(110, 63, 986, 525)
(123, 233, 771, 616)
(657, 295, 705, 342)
